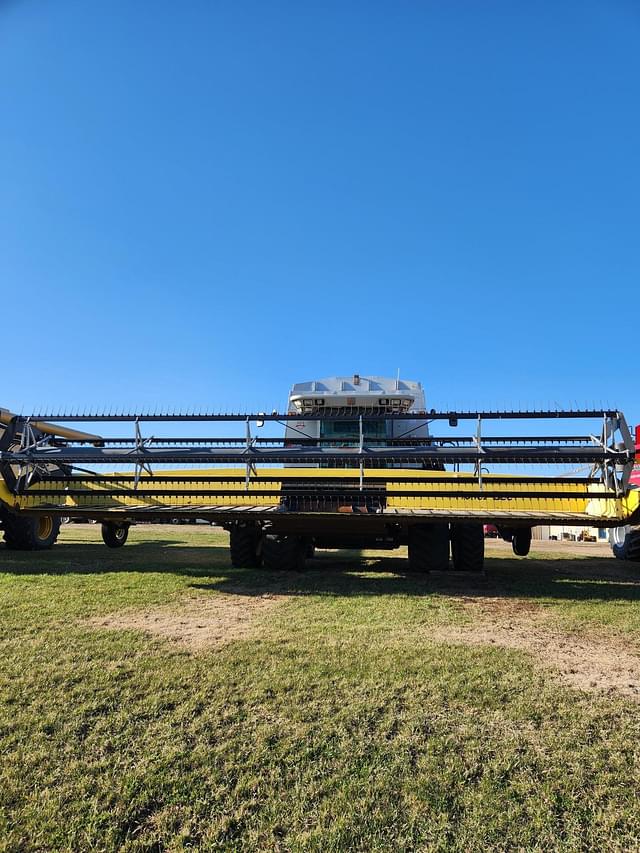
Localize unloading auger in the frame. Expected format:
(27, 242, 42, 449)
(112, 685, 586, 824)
(0, 396, 638, 572)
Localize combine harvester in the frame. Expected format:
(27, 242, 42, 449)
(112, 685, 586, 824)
(0, 376, 638, 572)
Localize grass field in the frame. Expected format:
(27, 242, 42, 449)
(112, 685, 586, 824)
(1, 524, 640, 851)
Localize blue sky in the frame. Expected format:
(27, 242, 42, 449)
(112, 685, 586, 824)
(1, 1, 638, 418)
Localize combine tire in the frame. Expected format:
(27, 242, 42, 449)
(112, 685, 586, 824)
(2, 513, 61, 550)
(263, 535, 306, 571)
(450, 523, 484, 571)
(611, 525, 640, 561)
(408, 524, 449, 572)
(101, 523, 129, 548)
(230, 526, 263, 568)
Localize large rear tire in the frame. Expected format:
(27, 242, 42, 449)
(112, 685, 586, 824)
(263, 535, 306, 571)
(2, 513, 61, 550)
(450, 523, 484, 572)
(612, 525, 640, 561)
(407, 524, 450, 572)
(229, 526, 263, 568)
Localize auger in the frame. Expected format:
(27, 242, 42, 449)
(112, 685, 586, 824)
(0, 375, 638, 573)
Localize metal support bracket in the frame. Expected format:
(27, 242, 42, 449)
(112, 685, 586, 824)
(613, 412, 635, 494)
(15, 418, 55, 493)
(244, 417, 258, 491)
(131, 418, 154, 489)
(473, 415, 485, 490)
(587, 414, 629, 496)
(359, 415, 364, 491)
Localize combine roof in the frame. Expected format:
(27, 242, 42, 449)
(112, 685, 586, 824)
(288, 376, 426, 412)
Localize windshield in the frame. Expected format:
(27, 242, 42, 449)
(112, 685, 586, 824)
(320, 419, 388, 443)
(318, 418, 388, 468)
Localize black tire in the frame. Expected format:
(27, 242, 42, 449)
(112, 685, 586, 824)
(408, 524, 450, 572)
(101, 523, 129, 548)
(512, 528, 532, 557)
(3, 513, 61, 550)
(263, 535, 306, 571)
(612, 526, 640, 561)
(230, 526, 263, 568)
(450, 523, 484, 572)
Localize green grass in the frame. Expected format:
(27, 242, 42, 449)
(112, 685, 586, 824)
(1, 525, 640, 851)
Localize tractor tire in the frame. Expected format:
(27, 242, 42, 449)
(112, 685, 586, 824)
(101, 522, 129, 548)
(262, 535, 306, 571)
(512, 528, 532, 557)
(3, 513, 61, 550)
(407, 523, 450, 572)
(450, 523, 484, 572)
(229, 526, 263, 568)
(612, 525, 640, 561)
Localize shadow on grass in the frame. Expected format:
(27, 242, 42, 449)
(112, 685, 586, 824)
(0, 541, 231, 576)
(2, 540, 639, 603)
(189, 552, 640, 604)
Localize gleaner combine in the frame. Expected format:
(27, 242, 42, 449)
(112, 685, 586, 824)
(1, 375, 639, 572)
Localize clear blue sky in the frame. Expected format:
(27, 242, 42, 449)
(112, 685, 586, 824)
(1, 1, 638, 417)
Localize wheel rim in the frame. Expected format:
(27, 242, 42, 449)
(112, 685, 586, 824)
(611, 525, 629, 548)
(115, 526, 126, 541)
(37, 516, 53, 540)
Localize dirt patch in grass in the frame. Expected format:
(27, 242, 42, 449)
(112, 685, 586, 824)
(86, 593, 284, 650)
(432, 597, 640, 700)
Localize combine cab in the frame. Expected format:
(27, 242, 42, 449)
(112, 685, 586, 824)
(0, 377, 638, 573)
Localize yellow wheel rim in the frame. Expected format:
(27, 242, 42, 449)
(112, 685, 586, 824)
(37, 515, 53, 540)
